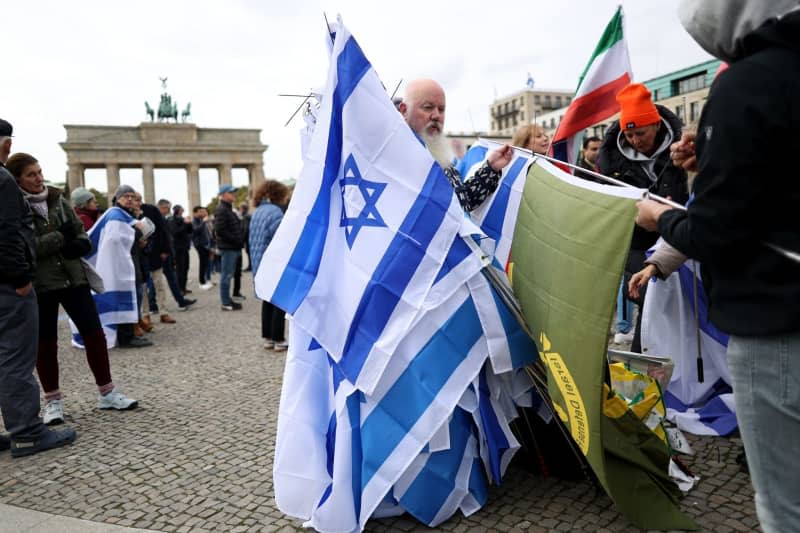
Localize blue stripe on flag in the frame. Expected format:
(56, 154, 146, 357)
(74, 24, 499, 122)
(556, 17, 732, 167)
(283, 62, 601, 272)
(94, 290, 136, 315)
(339, 163, 457, 383)
(478, 370, 510, 483)
(347, 391, 364, 521)
(271, 36, 371, 312)
(397, 408, 473, 525)
(359, 296, 483, 488)
(488, 287, 538, 369)
(467, 456, 489, 506)
(433, 236, 472, 285)
(550, 139, 569, 163)
(480, 156, 527, 242)
(676, 265, 729, 346)
(455, 145, 488, 178)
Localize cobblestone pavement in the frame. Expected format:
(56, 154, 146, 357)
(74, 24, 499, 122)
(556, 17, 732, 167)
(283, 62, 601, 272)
(0, 270, 759, 532)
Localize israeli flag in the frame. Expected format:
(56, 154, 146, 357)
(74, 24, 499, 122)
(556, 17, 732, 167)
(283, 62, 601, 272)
(255, 17, 480, 395)
(455, 139, 534, 271)
(641, 255, 735, 436)
(71, 207, 138, 349)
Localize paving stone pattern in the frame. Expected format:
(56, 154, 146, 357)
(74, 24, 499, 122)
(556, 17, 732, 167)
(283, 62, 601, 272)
(0, 271, 759, 532)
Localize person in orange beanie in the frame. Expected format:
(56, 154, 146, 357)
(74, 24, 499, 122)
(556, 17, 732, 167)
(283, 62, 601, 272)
(596, 82, 689, 353)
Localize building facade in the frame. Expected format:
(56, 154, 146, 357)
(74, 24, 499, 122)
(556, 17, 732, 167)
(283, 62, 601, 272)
(488, 88, 573, 137)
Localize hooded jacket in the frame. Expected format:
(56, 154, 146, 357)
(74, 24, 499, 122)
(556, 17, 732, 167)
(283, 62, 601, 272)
(597, 105, 689, 251)
(658, 7, 800, 336)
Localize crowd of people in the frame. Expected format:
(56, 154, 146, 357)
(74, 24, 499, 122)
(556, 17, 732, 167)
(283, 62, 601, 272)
(0, 4, 797, 531)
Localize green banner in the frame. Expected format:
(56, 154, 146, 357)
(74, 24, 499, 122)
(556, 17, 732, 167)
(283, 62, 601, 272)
(510, 161, 697, 531)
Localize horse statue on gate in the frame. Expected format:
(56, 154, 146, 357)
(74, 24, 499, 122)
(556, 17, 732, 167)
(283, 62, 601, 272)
(145, 101, 155, 122)
(157, 93, 178, 122)
(181, 102, 192, 123)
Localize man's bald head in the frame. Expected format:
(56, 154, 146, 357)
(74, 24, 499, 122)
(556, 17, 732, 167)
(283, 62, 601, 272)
(399, 79, 446, 137)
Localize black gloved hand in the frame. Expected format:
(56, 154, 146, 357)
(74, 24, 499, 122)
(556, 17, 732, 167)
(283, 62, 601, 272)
(61, 239, 92, 259)
(58, 220, 78, 242)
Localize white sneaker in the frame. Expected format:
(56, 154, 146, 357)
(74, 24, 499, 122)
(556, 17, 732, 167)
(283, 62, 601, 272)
(614, 331, 635, 344)
(97, 389, 139, 411)
(273, 341, 289, 352)
(43, 400, 65, 426)
(200, 282, 213, 290)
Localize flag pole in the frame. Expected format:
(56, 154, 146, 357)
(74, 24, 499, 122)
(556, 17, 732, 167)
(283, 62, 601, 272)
(480, 137, 800, 264)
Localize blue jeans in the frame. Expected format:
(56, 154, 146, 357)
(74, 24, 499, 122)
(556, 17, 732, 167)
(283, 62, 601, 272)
(219, 249, 241, 306)
(727, 332, 800, 533)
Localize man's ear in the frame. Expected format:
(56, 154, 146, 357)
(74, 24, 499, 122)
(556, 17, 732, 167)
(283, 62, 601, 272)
(398, 101, 407, 117)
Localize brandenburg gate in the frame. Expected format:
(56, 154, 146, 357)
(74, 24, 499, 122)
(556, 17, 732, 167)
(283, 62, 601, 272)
(60, 122, 268, 206)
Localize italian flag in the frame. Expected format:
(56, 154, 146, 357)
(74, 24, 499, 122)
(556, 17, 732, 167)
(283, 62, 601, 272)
(549, 7, 632, 166)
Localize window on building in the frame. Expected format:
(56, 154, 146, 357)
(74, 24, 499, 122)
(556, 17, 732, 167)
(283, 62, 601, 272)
(675, 105, 685, 123)
(520, 111, 525, 121)
(555, 96, 562, 108)
(545, 95, 552, 108)
(512, 116, 518, 127)
(535, 95, 541, 104)
(504, 102, 509, 113)
(550, 118, 555, 129)
(676, 73, 706, 95)
(690, 101, 700, 123)
(653, 89, 659, 101)
(566, 97, 572, 105)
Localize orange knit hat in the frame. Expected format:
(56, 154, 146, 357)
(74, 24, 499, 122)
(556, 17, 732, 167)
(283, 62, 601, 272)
(616, 83, 660, 129)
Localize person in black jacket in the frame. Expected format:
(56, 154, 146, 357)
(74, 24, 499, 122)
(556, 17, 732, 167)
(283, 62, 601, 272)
(0, 119, 77, 456)
(214, 185, 244, 311)
(191, 206, 213, 289)
(636, 4, 800, 530)
(168, 205, 192, 295)
(597, 83, 689, 352)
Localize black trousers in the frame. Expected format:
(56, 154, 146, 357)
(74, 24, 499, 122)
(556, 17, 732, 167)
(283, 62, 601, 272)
(261, 301, 285, 342)
(196, 246, 210, 284)
(234, 253, 242, 296)
(175, 248, 190, 291)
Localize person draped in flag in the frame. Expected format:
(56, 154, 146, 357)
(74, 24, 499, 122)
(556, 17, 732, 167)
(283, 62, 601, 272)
(399, 79, 512, 211)
(597, 83, 689, 352)
(636, 3, 800, 530)
(6, 153, 139, 426)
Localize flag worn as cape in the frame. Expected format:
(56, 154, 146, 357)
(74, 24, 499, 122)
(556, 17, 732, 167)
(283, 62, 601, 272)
(511, 159, 698, 530)
(71, 206, 138, 349)
(549, 6, 633, 166)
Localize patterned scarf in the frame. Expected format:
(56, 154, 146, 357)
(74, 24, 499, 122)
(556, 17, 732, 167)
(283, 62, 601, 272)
(22, 188, 49, 219)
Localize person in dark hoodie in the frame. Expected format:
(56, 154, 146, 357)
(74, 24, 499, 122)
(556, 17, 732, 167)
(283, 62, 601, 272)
(636, 3, 800, 530)
(597, 83, 689, 352)
(0, 120, 77, 457)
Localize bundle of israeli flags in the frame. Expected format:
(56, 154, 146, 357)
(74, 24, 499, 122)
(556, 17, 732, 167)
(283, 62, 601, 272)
(71, 206, 139, 349)
(641, 254, 736, 436)
(257, 18, 540, 531)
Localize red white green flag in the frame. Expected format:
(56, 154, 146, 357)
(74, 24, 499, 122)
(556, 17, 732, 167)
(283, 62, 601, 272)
(549, 6, 632, 165)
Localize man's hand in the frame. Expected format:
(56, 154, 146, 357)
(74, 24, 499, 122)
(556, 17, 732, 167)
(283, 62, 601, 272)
(635, 199, 673, 232)
(628, 264, 657, 300)
(487, 144, 513, 172)
(670, 131, 697, 172)
(15, 282, 32, 297)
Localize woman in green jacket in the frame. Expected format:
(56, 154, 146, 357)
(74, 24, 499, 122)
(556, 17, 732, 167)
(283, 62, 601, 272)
(6, 153, 138, 425)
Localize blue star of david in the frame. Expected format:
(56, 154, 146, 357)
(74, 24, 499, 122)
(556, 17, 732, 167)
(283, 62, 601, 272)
(339, 153, 387, 248)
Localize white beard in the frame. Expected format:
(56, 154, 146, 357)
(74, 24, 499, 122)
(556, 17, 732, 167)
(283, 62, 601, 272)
(421, 131, 455, 168)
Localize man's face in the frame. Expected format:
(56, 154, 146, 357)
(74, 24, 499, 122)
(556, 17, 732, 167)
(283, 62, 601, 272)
(583, 141, 601, 164)
(159, 204, 171, 217)
(623, 124, 660, 156)
(402, 86, 446, 138)
(221, 191, 236, 203)
(117, 192, 136, 210)
(0, 138, 11, 163)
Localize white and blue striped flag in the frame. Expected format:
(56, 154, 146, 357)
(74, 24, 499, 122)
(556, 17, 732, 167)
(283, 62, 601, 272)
(254, 18, 482, 395)
(71, 206, 139, 349)
(641, 253, 736, 436)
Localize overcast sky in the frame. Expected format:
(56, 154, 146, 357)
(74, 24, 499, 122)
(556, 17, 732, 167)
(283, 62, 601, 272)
(4, 0, 710, 207)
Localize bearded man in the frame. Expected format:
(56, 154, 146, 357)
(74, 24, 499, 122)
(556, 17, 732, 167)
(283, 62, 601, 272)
(399, 79, 512, 211)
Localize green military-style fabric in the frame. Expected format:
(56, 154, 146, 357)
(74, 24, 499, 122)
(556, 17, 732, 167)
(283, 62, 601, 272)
(510, 160, 697, 531)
